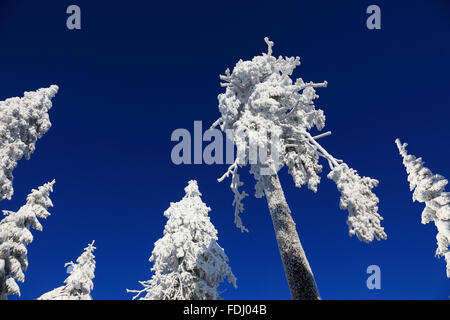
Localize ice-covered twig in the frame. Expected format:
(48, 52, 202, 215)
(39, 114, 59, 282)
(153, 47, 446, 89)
(264, 37, 274, 56)
(218, 159, 238, 182)
(301, 130, 340, 168)
(210, 117, 223, 130)
(217, 158, 248, 232)
(231, 170, 249, 233)
(297, 80, 328, 90)
(312, 131, 332, 140)
(127, 281, 150, 300)
(219, 68, 231, 82)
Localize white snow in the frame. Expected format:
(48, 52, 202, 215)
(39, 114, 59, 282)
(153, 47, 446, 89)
(0, 86, 58, 201)
(0, 180, 55, 299)
(213, 37, 386, 241)
(38, 241, 96, 300)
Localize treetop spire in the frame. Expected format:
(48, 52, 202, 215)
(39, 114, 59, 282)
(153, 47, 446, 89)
(264, 37, 274, 56)
(184, 180, 201, 198)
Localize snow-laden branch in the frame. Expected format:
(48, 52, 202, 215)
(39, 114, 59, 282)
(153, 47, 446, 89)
(0, 86, 58, 202)
(218, 159, 238, 183)
(0, 180, 55, 299)
(327, 164, 386, 242)
(264, 37, 274, 56)
(396, 138, 450, 277)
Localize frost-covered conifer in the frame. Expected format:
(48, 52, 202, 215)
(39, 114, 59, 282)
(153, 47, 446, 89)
(37, 241, 96, 300)
(396, 139, 450, 277)
(128, 180, 236, 300)
(0, 180, 55, 300)
(212, 38, 386, 299)
(0, 85, 58, 202)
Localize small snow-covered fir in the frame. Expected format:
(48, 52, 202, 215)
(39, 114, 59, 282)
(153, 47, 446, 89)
(396, 139, 450, 277)
(0, 86, 58, 201)
(0, 180, 55, 299)
(37, 241, 96, 300)
(128, 180, 236, 300)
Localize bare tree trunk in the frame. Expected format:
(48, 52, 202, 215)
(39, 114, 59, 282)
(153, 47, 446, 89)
(262, 174, 320, 300)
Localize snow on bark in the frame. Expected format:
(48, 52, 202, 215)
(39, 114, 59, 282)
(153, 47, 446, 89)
(128, 180, 236, 300)
(37, 241, 96, 300)
(0, 85, 58, 202)
(262, 174, 320, 300)
(213, 38, 385, 241)
(0, 180, 55, 300)
(396, 139, 450, 277)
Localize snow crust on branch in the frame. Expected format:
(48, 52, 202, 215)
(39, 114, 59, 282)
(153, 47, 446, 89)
(327, 164, 386, 242)
(0, 180, 55, 299)
(128, 180, 236, 300)
(214, 38, 385, 240)
(396, 139, 450, 277)
(0, 85, 58, 202)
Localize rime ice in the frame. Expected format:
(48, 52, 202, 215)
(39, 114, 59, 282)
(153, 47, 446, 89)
(0, 86, 58, 201)
(213, 38, 386, 241)
(37, 241, 97, 300)
(396, 139, 450, 277)
(0, 180, 55, 299)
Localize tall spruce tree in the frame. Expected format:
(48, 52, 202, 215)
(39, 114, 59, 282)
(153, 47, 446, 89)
(212, 38, 387, 299)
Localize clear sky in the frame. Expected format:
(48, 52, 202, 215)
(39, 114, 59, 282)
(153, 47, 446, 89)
(0, 0, 449, 300)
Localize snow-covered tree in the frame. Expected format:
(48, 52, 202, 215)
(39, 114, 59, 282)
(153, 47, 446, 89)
(37, 241, 96, 300)
(128, 180, 237, 300)
(0, 85, 58, 202)
(0, 180, 55, 300)
(212, 38, 386, 299)
(396, 139, 450, 277)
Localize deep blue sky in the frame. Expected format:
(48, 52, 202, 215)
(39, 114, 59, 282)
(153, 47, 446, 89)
(0, 0, 449, 300)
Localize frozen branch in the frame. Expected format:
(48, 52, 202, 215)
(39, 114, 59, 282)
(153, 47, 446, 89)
(264, 37, 274, 56)
(210, 117, 223, 130)
(297, 80, 328, 90)
(312, 131, 332, 140)
(302, 130, 340, 168)
(218, 159, 238, 182)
